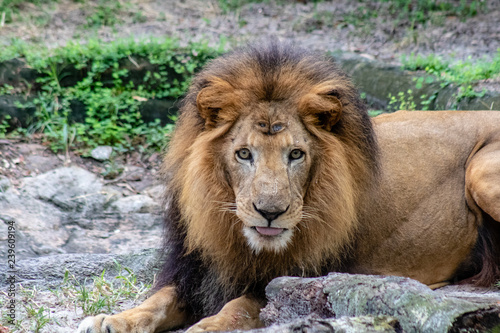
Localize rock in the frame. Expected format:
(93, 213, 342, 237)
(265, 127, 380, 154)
(0, 175, 10, 192)
(143, 184, 165, 201)
(233, 315, 400, 333)
(0, 189, 69, 257)
(25, 154, 61, 174)
(62, 218, 163, 254)
(108, 194, 160, 214)
(0, 248, 161, 289)
(261, 273, 500, 333)
(90, 146, 113, 161)
(123, 165, 145, 181)
(21, 166, 115, 214)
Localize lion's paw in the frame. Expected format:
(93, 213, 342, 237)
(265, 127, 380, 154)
(76, 314, 145, 333)
(185, 315, 230, 333)
(76, 314, 108, 333)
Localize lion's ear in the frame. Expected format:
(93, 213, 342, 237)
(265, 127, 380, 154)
(299, 87, 343, 132)
(196, 78, 240, 128)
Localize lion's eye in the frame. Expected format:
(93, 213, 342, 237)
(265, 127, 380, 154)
(289, 149, 305, 161)
(236, 148, 252, 161)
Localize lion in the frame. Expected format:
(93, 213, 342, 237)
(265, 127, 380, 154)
(77, 42, 500, 333)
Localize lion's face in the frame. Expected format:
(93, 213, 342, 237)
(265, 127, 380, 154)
(164, 43, 379, 294)
(222, 102, 314, 253)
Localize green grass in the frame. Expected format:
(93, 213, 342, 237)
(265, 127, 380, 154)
(0, 37, 224, 154)
(401, 50, 500, 102)
(402, 52, 500, 85)
(0, 0, 143, 30)
(376, 0, 486, 24)
(303, 0, 487, 38)
(0, 0, 59, 25)
(62, 264, 150, 316)
(1, 264, 151, 332)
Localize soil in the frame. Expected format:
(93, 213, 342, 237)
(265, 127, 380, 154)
(0, 135, 162, 191)
(1, 0, 500, 63)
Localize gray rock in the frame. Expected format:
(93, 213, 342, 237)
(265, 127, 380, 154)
(108, 194, 160, 214)
(0, 189, 69, 257)
(25, 154, 61, 173)
(0, 175, 10, 192)
(62, 219, 162, 254)
(143, 184, 165, 201)
(234, 315, 400, 333)
(262, 273, 500, 333)
(0, 248, 161, 289)
(21, 166, 116, 214)
(90, 146, 113, 161)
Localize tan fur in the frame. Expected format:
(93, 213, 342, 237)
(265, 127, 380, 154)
(351, 110, 500, 285)
(186, 296, 264, 333)
(168, 71, 374, 291)
(77, 286, 186, 333)
(77, 44, 500, 333)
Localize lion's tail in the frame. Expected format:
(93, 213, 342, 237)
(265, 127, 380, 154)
(460, 215, 500, 287)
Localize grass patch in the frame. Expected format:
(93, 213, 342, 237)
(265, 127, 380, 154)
(1, 263, 151, 332)
(402, 51, 500, 85)
(0, 37, 224, 154)
(58, 263, 151, 317)
(375, 0, 486, 24)
(304, 0, 487, 39)
(401, 50, 500, 103)
(0, 0, 146, 29)
(0, 0, 59, 25)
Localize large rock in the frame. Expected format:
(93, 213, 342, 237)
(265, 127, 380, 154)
(261, 273, 500, 333)
(109, 195, 160, 214)
(0, 189, 69, 256)
(0, 166, 165, 258)
(235, 315, 401, 333)
(0, 248, 161, 289)
(21, 166, 118, 213)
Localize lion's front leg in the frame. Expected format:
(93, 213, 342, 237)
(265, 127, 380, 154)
(76, 286, 187, 333)
(186, 294, 264, 333)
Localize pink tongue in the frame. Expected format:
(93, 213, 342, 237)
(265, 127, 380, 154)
(255, 227, 284, 236)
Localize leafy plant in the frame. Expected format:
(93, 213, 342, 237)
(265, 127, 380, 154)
(401, 50, 500, 102)
(0, 37, 223, 153)
(25, 304, 51, 332)
(0, 115, 11, 138)
(14, 286, 53, 332)
(84, 0, 125, 28)
(388, 89, 417, 112)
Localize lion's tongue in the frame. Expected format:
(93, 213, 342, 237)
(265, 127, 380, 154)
(255, 227, 284, 236)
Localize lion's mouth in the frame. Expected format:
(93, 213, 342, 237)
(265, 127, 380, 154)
(253, 226, 285, 236)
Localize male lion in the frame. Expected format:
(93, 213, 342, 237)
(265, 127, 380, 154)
(78, 42, 500, 333)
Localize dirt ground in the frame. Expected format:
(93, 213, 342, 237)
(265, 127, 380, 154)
(1, 0, 500, 63)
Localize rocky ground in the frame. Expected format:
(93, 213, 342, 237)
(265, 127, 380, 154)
(0, 139, 164, 257)
(1, 0, 500, 332)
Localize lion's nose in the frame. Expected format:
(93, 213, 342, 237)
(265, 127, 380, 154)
(253, 204, 288, 223)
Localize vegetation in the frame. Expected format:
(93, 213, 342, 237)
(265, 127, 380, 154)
(217, 0, 486, 18)
(401, 50, 500, 103)
(0, 0, 148, 29)
(0, 37, 224, 153)
(0, 264, 150, 332)
(366, 0, 486, 24)
(60, 263, 151, 317)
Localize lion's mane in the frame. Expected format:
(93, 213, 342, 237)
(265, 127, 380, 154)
(156, 42, 379, 319)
